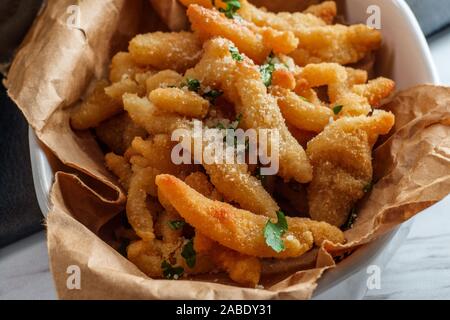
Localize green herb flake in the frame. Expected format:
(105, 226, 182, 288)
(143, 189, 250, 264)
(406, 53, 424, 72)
(203, 89, 223, 103)
(219, 0, 241, 19)
(168, 220, 185, 230)
(342, 208, 358, 230)
(161, 260, 184, 279)
(229, 45, 243, 61)
(185, 78, 201, 92)
(263, 211, 288, 253)
(363, 181, 373, 193)
(333, 105, 343, 115)
(259, 53, 276, 87)
(181, 239, 196, 268)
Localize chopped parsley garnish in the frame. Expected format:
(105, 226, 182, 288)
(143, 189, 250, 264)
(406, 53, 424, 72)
(218, 0, 241, 19)
(342, 208, 358, 230)
(333, 105, 343, 115)
(203, 89, 223, 103)
(264, 211, 288, 253)
(168, 220, 185, 230)
(363, 181, 373, 193)
(181, 239, 196, 268)
(215, 122, 226, 129)
(161, 261, 184, 279)
(185, 78, 201, 92)
(260, 53, 276, 87)
(229, 45, 243, 61)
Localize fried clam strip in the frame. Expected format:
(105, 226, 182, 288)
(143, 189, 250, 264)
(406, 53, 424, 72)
(195, 232, 261, 287)
(96, 113, 147, 155)
(105, 153, 132, 190)
(146, 70, 184, 93)
(109, 52, 150, 83)
(156, 189, 185, 244)
(131, 135, 194, 177)
(235, 61, 313, 183)
(187, 5, 298, 64)
(238, 0, 335, 28)
(127, 239, 181, 277)
(124, 92, 278, 217)
(185, 171, 261, 287)
(149, 87, 210, 118)
(177, 124, 280, 217)
(186, 37, 313, 183)
(123, 93, 189, 135)
(307, 110, 395, 226)
(155, 174, 345, 258)
(127, 238, 214, 278)
(271, 86, 334, 133)
(128, 32, 203, 73)
(302, 1, 337, 24)
(180, 0, 335, 27)
(300, 63, 395, 116)
(289, 23, 382, 66)
(70, 80, 121, 130)
(126, 166, 161, 241)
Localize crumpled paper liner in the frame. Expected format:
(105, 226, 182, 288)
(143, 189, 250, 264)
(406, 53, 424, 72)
(5, 0, 450, 299)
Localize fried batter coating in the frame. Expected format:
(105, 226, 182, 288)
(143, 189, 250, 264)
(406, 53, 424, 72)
(303, 1, 337, 24)
(131, 135, 192, 176)
(346, 67, 368, 86)
(146, 70, 184, 93)
(127, 240, 167, 277)
(352, 77, 396, 107)
(290, 24, 382, 66)
(105, 78, 146, 102)
(128, 32, 202, 73)
(235, 62, 313, 183)
(105, 153, 132, 190)
(128, 239, 213, 277)
(184, 171, 222, 201)
(271, 86, 333, 133)
(194, 232, 261, 287)
(95, 113, 147, 155)
(271, 68, 296, 90)
(71, 80, 122, 130)
(156, 192, 184, 244)
(149, 87, 210, 118)
(127, 167, 161, 241)
(181, 126, 280, 217)
(307, 110, 395, 226)
(183, 170, 261, 286)
(123, 93, 188, 135)
(299, 63, 395, 116)
(239, 0, 329, 29)
(109, 52, 150, 83)
(187, 5, 297, 63)
(156, 174, 345, 258)
(204, 162, 279, 217)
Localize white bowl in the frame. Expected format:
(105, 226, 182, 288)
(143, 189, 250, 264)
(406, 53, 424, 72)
(28, 0, 439, 299)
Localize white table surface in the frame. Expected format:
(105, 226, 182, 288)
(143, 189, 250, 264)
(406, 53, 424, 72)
(0, 29, 449, 301)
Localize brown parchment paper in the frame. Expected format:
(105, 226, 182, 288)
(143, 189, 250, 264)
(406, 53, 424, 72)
(5, 0, 450, 299)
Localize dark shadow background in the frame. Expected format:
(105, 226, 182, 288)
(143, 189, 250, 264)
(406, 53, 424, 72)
(0, 0, 448, 247)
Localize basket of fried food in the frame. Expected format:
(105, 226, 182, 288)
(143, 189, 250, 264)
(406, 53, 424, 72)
(70, 0, 396, 288)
